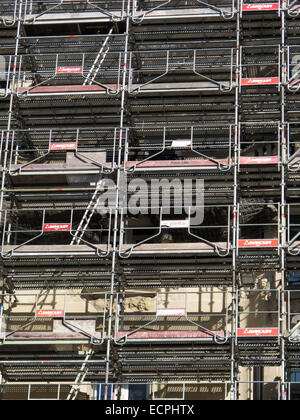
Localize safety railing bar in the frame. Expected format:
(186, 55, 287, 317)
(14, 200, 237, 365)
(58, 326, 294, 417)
(129, 51, 170, 93)
(74, 151, 115, 174)
(194, 0, 235, 19)
(62, 319, 104, 345)
(132, 0, 235, 22)
(132, 0, 172, 23)
(7, 136, 52, 175)
(115, 318, 158, 344)
(24, 0, 126, 23)
(193, 49, 234, 92)
(15, 72, 57, 97)
(119, 228, 162, 258)
(24, 0, 64, 23)
(1, 293, 38, 342)
(190, 126, 232, 171)
(86, 0, 123, 21)
(188, 206, 231, 257)
(116, 290, 231, 345)
(2, 314, 106, 320)
(182, 316, 229, 344)
(16, 52, 121, 97)
(124, 127, 167, 172)
(1, 210, 46, 258)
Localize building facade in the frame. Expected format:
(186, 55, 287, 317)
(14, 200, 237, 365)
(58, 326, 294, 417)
(0, 0, 299, 400)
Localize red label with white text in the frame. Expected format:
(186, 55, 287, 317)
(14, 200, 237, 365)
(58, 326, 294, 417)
(43, 223, 71, 232)
(238, 239, 278, 248)
(56, 66, 82, 74)
(50, 143, 76, 151)
(239, 156, 279, 165)
(241, 77, 279, 86)
(36, 310, 64, 318)
(237, 328, 279, 337)
(242, 4, 279, 12)
(157, 308, 187, 317)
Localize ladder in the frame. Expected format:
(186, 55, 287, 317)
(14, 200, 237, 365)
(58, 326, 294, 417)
(71, 180, 105, 245)
(83, 26, 114, 86)
(66, 348, 94, 400)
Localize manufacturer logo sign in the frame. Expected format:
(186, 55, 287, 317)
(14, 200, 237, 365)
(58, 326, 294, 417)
(157, 308, 186, 317)
(242, 3, 279, 12)
(237, 328, 279, 337)
(36, 310, 65, 318)
(50, 142, 77, 151)
(239, 156, 279, 165)
(241, 77, 279, 86)
(238, 239, 278, 248)
(161, 220, 190, 228)
(43, 223, 71, 232)
(56, 66, 83, 74)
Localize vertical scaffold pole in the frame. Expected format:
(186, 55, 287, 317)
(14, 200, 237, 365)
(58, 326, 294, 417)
(231, 0, 240, 401)
(104, 0, 131, 398)
(0, 0, 23, 313)
(0, 0, 23, 228)
(280, 0, 287, 400)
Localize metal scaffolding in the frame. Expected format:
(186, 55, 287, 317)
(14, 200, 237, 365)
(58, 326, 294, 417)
(1, 0, 300, 401)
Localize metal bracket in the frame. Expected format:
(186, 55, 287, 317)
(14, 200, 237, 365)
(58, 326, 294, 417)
(132, 0, 235, 23)
(188, 207, 231, 257)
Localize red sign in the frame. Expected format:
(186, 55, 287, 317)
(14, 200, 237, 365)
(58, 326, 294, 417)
(36, 310, 64, 318)
(242, 3, 279, 12)
(43, 223, 71, 232)
(237, 328, 279, 337)
(157, 308, 186, 317)
(238, 239, 278, 248)
(239, 156, 279, 165)
(241, 77, 279, 86)
(50, 142, 76, 151)
(56, 66, 82, 74)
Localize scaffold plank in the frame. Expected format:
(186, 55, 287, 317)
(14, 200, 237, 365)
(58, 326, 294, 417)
(116, 330, 226, 340)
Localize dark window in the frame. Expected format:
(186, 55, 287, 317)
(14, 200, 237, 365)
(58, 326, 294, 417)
(290, 370, 300, 400)
(129, 384, 149, 400)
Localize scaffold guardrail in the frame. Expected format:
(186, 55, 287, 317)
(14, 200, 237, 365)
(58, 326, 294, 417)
(15, 51, 123, 97)
(1, 207, 113, 258)
(128, 48, 235, 94)
(0, 381, 231, 400)
(114, 290, 232, 344)
(23, 0, 128, 23)
(131, 0, 237, 22)
(236, 289, 281, 344)
(3, 128, 118, 175)
(237, 202, 280, 255)
(124, 125, 234, 172)
(0, 292, 107, 345)
(119, 205, 232, 258)
(239, 45, 281, 90)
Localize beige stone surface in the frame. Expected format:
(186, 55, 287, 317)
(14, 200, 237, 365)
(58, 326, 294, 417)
(238, 366, 281, 401)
